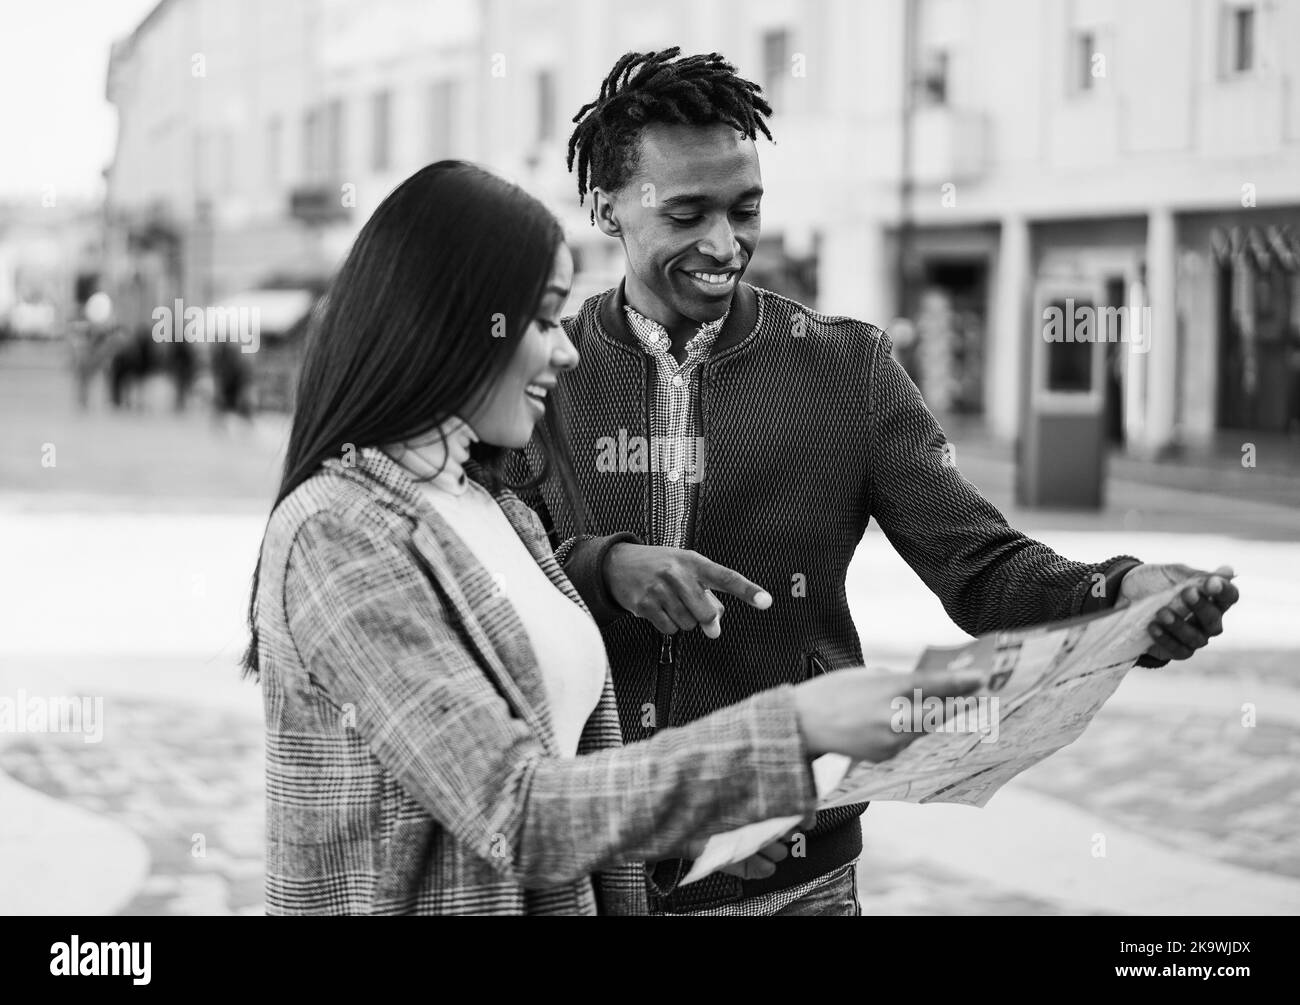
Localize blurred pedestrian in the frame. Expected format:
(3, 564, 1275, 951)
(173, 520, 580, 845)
(106, 326, 154, 409)
(70, 291, 114, 409)
(170, 339, 196, 411)
(210, 340, 253, 424)
(106, 273, 156, 410)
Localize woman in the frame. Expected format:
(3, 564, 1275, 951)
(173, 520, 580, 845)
(244, 160, 977, 915)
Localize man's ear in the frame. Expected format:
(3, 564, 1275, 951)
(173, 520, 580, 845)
(591, 188, 622, 238)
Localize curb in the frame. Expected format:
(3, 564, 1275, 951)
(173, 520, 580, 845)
(862, 786, 1300, 915)
(0, 766, 150, 915)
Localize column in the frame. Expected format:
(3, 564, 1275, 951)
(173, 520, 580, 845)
(1144, 205, 1179, 454)
(817, 221, 892, 327)
(988, 214, 1029, 441)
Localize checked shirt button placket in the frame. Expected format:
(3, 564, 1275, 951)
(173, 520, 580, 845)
(668, 378, 681, 483)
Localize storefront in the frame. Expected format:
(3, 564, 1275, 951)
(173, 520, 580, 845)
(893, 225, 997, 419)
(1031, 218, 1148, 450)
(1188, 211, 1300, 435)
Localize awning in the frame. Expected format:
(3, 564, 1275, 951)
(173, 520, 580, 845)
(208, 289, 316, 336)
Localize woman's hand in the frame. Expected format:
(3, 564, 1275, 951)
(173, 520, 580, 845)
(714, 668, 983, 878)
(793, 667, 984, 761)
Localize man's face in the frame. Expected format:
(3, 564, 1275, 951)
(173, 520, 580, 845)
(594, 121, 762, 328)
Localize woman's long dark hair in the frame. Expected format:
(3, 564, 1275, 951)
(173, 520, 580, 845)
(242, 160, 583, 679)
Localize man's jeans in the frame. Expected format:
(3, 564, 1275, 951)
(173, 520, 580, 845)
(771, 861, 861, 916)
(657, 861, 862, 915)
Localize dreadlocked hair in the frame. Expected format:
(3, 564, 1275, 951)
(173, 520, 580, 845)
(566, 47, 774, 221)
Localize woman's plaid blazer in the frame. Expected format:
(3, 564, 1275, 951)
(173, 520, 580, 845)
(253, 446, 816, 914)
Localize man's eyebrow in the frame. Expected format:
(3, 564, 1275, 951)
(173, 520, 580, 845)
(543, 285, 570, 297)
(659, 187, 764, 209)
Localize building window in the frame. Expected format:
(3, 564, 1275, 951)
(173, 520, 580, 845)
(761, 28, 790, 112)
(267, 117, 281, 186)
(1211, 224, 1300, 432)
(372, 90, 392, 172)
(429, 80, 456, 161)
(1045, 296, 1096, 392)
(917, 48, 949, 105)
(535, 69, 555, 144)
(302, 107, 320, 183)
(218, 127, 234, 196)
(324, 99, 345, 178)
(194, 131, 210, 196)
(1232, 6, 1255, 71)
(1220, 2, 1258, 76)
(1073, 31, 1096, 92)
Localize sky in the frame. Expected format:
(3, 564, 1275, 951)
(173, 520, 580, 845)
(0, 0, 161, 203)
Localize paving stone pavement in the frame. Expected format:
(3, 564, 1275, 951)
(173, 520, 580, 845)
(1180, 648, 1300, 692)
(0, 697, 264, 916)
(855, 844, 1113, 915)
(849, 654, 1300, 914)
(2, 649, 1293, 915)
(1015, 702, 1300, 880)
(0, 692, 1110, 916)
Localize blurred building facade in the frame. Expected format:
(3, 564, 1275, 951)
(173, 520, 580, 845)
(0, 201, 103, 337)
(104, 0, 1300, 449)
(885, 0, 1300, 455)
(105, 0, 323, 319)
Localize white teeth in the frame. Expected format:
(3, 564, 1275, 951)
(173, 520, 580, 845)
(525, 384, 548, 398)
(690, 272, 733, 285)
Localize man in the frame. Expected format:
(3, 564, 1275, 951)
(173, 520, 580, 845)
(509, 48, 1238, 916)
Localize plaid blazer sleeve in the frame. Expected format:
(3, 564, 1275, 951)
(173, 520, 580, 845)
(283, 510, 816, 889)
(867, 333, 1141, 635)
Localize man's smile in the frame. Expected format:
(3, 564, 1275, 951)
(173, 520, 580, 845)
(681, 267, 740, 296)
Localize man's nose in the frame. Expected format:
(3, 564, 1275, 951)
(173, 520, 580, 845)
(697, 217, 739, 262)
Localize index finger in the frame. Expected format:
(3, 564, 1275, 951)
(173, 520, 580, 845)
(902, 669, 985, 703)
(693, 556, 772, 609)
(897, 670, 987, 734)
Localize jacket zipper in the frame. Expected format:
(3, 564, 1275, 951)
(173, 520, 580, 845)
(807, 649, 831, 677)
(643, 352, 676, 731)
(653, 358, 712, 731)
(653, 633, 675, 731)
(681, 360, 707, 552)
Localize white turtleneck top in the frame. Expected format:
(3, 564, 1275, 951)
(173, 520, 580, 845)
(386, 419, 606, 758)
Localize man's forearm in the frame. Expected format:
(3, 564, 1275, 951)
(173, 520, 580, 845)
(558, 532, 640, 625)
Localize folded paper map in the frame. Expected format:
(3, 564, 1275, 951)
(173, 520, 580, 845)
(681, 576, 1206, 885)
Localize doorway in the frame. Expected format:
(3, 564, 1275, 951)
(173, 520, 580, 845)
(909, 259, 989, 416)
(1102, 275, 1127, 446)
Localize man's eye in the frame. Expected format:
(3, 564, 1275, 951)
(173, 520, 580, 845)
(733, 208, 760, 219)
(536, 319, 559, 332)
(668, 215, 702, 226)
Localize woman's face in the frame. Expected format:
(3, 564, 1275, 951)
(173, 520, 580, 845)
(466, 242, 578, 449)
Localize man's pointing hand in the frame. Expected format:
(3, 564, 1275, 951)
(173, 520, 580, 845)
(604, 543, 772, 638)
